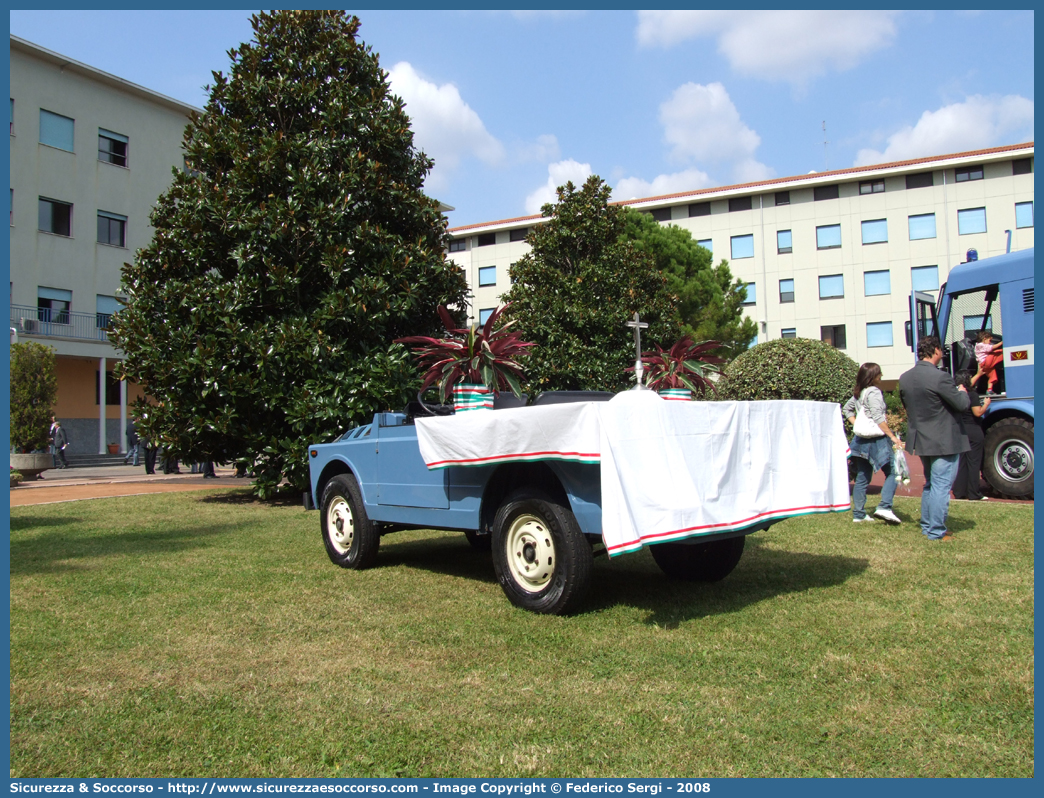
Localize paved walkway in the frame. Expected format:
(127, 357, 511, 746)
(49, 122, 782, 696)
(10, 464, 247, 507)
(10, 457, 1030, 508)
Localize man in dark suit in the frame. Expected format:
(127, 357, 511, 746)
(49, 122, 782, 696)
(899, 335, 970, 541)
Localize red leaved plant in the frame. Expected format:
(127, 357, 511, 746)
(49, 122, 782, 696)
(395, 304, 535, 403)
(638, 337, 724, 394)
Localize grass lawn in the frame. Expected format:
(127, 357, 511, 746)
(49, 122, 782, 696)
(9, 490, 1034, 778)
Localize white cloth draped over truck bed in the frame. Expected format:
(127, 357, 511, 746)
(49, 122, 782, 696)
(416, 391, 851, 556)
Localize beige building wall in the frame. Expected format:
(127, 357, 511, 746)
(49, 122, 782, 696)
(9, 35, 198, 454)
(448, 144, 1034, 383)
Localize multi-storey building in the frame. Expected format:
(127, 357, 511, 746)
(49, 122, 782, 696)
(448, 143, 1034, 383)
(10, 36, 198, 454)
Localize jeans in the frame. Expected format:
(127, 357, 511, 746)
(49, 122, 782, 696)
(920, 454, 960, 539)
(126, 443, 140, 467)
(852, 458, 896, 519)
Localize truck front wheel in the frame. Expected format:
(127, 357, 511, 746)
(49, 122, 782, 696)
(983, 418, 1034, 498)
(650, 535, 745, 582)
(492, 489, 592, 615)
(320, 474, 380, 569)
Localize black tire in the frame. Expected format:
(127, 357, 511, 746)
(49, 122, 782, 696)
(491, 489, 592, 615)
(650, 535, 746, 582)
(320, 474, 379, 569)
(464, 528, 492, 552)
(983, 418, 1034, 498)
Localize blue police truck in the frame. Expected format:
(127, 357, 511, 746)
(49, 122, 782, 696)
(909, 247, 1034, 498)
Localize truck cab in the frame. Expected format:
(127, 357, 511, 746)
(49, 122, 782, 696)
(909, 247, 1034, 497)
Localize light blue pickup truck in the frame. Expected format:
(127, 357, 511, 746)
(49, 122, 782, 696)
(306, 391, 849, 615)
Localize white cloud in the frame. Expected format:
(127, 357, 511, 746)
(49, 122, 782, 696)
(636, 10, 898, 84)
(386, 61, 505, 191)
(612, 169, 715, 202)
(525, 160, 593, 215)
(516, 134, 561, 164)
(854, 95, 1035, 166)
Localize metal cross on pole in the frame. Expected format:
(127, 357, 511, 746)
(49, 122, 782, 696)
(626, 312, 649, 390)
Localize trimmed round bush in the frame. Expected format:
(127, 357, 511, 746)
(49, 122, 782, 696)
(717, 338, 859, 405)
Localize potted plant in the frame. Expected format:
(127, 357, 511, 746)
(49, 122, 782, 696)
(11, 467, 24, 488)
(10, 341, 58, 478)
(638, 337, 724, 400)
(396, 304, 534, 412)
(107, 442, 120, 455)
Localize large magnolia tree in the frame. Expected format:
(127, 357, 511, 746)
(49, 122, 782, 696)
(112, 11, 468, 496)
(503, 177, 679, 393)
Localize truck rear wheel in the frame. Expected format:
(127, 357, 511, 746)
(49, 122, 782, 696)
(983, 418, 1034, 498)
(491, 489, 592, 615)
(321, 474, 379, 569)
(650, 536, 745, 582)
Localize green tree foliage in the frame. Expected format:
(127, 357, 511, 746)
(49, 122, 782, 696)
(717, 337, 859, 405)
(620, 209, 757, 360)
(503, 177, 679, 393)
(10, 341, 58, 452)
(112, 11, 468, 497)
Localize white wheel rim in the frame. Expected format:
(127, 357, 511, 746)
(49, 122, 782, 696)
(995, 437, 1033, 483)
(505, 513, 555, 593)
(326, 496, 355, 555)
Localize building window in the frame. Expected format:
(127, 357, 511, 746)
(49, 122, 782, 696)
(37, 287, 71, 324)
(866, 322, 893, 348)
(779, 278, 794, 304)
(813, 184, 839, 201)
(911, 265, 939, 292)
(781, 328, 797, 339)
(1012, 158, 1033, 176)
(1015, 201, 1034, 229)
(861, 219, 888, 245)
(448, 238, 466, 252)
(741, 282, 756, 306)
(955, 165, 983, 182)
(775, 191, 790, 206)
(9, 188, 12, 226)
(728, 196, 752, 213)
(476, 232, 496, 247)
(688, 201, 710, 217)
(908, 213, 936, 240)
(509, 227, 528, 242)
(696, 238, 712, 254)
(478, 266, 496, 287)
(39, 109, 74, 151)
(816, 224, 841, 249)
(776, 229, 792, 254)
(747, 335, 758, 349)
(821, 325, 846, 349)
(650, 207, 671, 222)
(819, 274, 844, 299)
(957, 207, 987, 235)
(95, 369, 122, 406)
(96, 294, 121, 329)
(905, 171, 934, 189)
(730, 234, 754, 260)
(97, 211, 127, 247)
(38, 197, 72, 236)
(859, 179, 884, 195)
(478, 308, 494, 326)
(98, 128, 128, 167)
(864, 270, 890, 297)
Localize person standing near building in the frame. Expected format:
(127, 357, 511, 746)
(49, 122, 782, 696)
(52, 420, 69, 469)
(899, 336, 970, 541)
(143, 435, 158, 475)
(48, 415, 59, 467)
(124, 419, 140, 466)
(843, 362, 904, 524)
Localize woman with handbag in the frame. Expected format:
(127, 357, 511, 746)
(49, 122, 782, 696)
(843, 362, 905, 524)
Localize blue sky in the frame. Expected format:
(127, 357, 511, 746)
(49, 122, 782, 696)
(9, 9, 1034, 228)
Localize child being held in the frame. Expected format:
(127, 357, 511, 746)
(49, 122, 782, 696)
(971, 330, 1003, 393)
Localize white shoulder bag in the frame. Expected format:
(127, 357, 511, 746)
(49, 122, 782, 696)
(853, 390, 885, 439)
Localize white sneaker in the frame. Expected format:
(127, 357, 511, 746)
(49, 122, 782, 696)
(873, 507, 901, 525)
(853, 516, 874, 523)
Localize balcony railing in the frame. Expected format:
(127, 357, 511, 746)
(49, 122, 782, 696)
(10, 304, 113, 342)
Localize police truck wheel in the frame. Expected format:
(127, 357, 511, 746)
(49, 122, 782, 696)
(320, 474, 379, 569)
(983, 418, 1034, 498)
(650, 536, 746, 582)
(491, 489, 592, 615)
